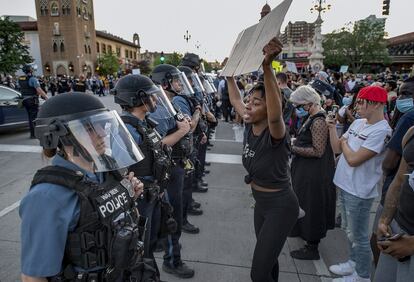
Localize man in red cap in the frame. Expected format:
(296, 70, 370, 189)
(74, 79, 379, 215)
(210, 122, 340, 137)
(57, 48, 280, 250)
(326, 86, 392, 282)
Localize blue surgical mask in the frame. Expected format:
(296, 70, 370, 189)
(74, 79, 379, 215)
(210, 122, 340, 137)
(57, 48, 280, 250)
(342, 96, 353, 106)
(295, 107, 308, 118)
(396, 98, 414, 113)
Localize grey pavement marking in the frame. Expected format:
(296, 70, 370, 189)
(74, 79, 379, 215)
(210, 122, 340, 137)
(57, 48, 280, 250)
(211, 138, 243, 143)
(206, 153, 242, 164)
(0, 201, 20, 219)
(0, 144, 42, 153)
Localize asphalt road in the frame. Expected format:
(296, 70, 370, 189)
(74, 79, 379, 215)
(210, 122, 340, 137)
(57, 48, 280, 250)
(0, 94, 380, 281)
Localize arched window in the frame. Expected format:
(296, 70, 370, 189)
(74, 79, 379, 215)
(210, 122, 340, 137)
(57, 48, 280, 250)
(53, 42, 58, 52)
(62, 0, 70, 15)
(50, 1, 59, 16)
(88, 45, 91, 54)
(84, 45, 88, 54)
(60, 42, 65, 52)
(102, 44, 106, 54)
(40, 0, 49, 15)
(96, 42, 100, 53)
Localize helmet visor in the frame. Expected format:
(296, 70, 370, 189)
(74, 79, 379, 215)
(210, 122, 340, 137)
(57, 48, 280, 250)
(169, 72, 194, 97)
(152, 86, 178, 119)
(65, 110, 144, 172)
(189, 74, 205, 93)
(202, 79, 215, 94)
(207, 77, 217, 92)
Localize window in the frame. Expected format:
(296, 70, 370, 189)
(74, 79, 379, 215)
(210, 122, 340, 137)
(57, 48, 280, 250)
(133, 52, 136, 60)
(60, 42, 65, 52)
(125, 49, 128, 58)
(108, 45, 112, 54)
(83, 7, 88, 20)
(62, 0, 70, 15)
(40, 0, 48, 16)
(50, 1, 59, 16)
(129, 50, 133, 58)
(116, 47, 121, 57)
(53, 22, 60, 35)
(88, 45, 91, 54)
(102, 44, 106, 54)
(96, 42, 100, 53)
(53, 42, 58, 52)
(84, 45, 88, 54)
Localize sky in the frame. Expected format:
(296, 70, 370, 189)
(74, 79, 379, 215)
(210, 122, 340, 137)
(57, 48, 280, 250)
(0, 0, 411, 62)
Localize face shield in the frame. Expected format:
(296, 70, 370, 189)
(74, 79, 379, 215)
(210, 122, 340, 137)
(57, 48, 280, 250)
(188, 73, 205, 93)
(207, 76, 217, 92)
(64, 110, 144, 173)
(202, 79, 215, 94)
(152, 86, 179, 120)
(168, 72, 194, 97)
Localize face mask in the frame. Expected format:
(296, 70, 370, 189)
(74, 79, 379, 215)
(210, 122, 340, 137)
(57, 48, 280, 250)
(396, 98, 414, 113)
(342, 97, 353, 106)
(295, 107, 308, 118)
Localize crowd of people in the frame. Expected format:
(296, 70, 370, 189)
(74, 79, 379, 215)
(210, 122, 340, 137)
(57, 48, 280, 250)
(5, 35, 414, 282)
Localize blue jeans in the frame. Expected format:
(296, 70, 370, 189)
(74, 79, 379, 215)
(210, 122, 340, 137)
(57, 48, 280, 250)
(339, 189, 374, 279)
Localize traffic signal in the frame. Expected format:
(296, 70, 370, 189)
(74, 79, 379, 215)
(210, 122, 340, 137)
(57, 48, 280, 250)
(382, 0, 390, 16)
(160, 52, 165, 63)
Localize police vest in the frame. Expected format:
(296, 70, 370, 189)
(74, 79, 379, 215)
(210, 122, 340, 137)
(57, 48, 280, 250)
(121, 115, 172, 184)
(58, 79, 70, 93)
(31, 165, 148, 281)
(73, 81, 86, 92)
(19, 76, 37, 97)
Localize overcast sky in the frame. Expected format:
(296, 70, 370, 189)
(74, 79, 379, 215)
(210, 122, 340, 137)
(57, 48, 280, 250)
(1, 0, 411, 62)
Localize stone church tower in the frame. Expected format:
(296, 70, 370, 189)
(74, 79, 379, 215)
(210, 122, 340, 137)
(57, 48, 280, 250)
(34, 0, 97, 76)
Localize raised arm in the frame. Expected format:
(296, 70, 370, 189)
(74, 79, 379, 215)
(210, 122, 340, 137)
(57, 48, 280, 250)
(226, 77, 246, 118)
(262, 38, 285, 140)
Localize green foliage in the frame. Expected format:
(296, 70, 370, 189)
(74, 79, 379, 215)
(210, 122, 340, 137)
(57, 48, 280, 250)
(165, 52, 183, 67)
(132, 60, 152, 75)
(202, 60, 213, 73)
(0, 16, 33, 75)
(323, 17, 390, 72)
(96, 52, 119, 76)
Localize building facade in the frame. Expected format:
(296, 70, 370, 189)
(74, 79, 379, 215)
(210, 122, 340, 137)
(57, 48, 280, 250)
(387, 32, 414, 72)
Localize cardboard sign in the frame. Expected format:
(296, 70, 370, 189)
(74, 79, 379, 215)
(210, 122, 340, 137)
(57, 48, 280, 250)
(285, 61, 298, 73)
(132, 69, 141, 75)
(221, 0, 293, 76)
(339, 65, 349, 73)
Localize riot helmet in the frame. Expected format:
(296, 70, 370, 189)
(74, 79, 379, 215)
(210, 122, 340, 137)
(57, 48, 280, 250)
(181, 53, 201, 70)
(35, 93, 144, 172)
(151, 64, 194, 97)
(22, 64, 34, 75)
(113, 74, 161, 113)
(200, 75, 215, 94)
(178, 66, 205, 93)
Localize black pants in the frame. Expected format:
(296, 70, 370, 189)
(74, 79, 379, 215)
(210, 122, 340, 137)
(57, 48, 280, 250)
(196, 142, 207, 181)
(251, 188, 299, 282)
(163, 165, 185, 266)
(22, 97, 39, 138)
(182, 170, 193, 223)
(221, 99, 232, 122)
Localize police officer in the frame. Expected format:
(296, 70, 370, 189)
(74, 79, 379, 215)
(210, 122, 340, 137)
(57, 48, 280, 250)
(19, 92, 159, 281)
(57, 75, 71, 93)
(113, 74, 174, 279)
(150, 64, 195, 278)
(18, 64, 48, 139)
(72, 74, 87, 92)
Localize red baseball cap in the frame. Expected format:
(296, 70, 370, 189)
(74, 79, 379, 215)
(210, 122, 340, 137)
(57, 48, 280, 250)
(357, 86, 387, 103)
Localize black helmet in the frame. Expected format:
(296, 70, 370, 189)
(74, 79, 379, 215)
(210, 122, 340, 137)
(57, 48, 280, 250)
(113, 74, 161, 109)
(35, 92, 144, 172)
(177, 66, 193, 78)
(151, 64, 194, 96)
(22, 64, 33, 74)
(181, 53, 200, 69)
(178, 66, 205, 93)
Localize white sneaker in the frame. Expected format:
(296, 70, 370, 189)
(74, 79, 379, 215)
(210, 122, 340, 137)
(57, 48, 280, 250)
(332, 272, 370, 282)
(329, 260, 356, 276)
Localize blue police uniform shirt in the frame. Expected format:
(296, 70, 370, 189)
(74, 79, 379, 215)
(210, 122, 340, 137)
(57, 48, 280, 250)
(172, 95, 192, 117)
(194, 90, 204, 105)
(381, 109, 414, 205)
(19, 154, 102, 277)
(149, 104, 177, 138)
(28, 76, 40, 89)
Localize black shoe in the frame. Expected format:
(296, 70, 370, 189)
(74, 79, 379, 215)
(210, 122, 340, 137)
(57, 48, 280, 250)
(205, 162, 211, 166)
(182, 222, 200, 234)
(191, 201, 201, 209)
(290, 245, 320, 260)
(154, 241, 164, 252)
(203, 170, 210, 174)
(162, 261, 194, 279)
(193, 184, 208, 193)
(199, 180, 208, 187)
(207, 147, 211, 151)
(187, 206, 203, 216)
(207, 143, 213, 147)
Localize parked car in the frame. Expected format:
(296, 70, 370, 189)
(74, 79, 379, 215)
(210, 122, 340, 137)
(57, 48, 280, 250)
(0, 85, 29, 130)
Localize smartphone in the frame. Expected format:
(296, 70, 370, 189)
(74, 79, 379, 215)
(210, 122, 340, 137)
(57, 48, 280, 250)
(378, 233, 403, 242)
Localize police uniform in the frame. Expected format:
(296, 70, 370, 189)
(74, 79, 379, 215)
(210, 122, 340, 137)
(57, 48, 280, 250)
(73, 79, 87, 92)
(19, 74, 40, 138)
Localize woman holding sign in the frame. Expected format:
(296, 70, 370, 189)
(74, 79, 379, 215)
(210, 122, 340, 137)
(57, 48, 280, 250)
(227, 38, 299, 282)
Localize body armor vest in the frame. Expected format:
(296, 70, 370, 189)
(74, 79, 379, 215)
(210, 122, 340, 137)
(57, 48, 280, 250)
(73, 81, 87, 92)
(121, 115, 172, 185)
(19, 75, 37, 97)
(31, 165, 150, 281)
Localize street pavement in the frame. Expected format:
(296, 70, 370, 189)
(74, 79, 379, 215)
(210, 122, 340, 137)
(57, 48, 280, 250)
(0, 94, 381, 281)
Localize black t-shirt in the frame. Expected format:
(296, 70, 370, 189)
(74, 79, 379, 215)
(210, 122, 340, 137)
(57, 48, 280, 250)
(242, 125, 291, 190)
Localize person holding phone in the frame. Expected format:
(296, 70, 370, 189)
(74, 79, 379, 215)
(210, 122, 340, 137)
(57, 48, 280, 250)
(288, 85, 336, 260)
(227, 37, 299, 282)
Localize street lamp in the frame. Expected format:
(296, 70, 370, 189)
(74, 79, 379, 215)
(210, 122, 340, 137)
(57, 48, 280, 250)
(184, 30, 191, 44)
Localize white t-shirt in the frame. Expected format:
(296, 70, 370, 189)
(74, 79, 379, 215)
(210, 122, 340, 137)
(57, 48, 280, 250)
(333, 118, 392, 199)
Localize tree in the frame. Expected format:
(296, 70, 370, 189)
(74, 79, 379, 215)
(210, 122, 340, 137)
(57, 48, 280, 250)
(323, 16, 390, 72)
(96, 52, 119, 76)
(165, 52, 183, 67)
(202, 60, 213, 73)
(0, 16, 33, 75)
(132, 59, 152, 75)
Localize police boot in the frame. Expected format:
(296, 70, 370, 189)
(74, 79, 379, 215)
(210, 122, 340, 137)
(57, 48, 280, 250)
(193, 182, 208, 193)
(162, 261, 195, 279)
(182, 220, 200, 234)
(187, 205, 203, 216)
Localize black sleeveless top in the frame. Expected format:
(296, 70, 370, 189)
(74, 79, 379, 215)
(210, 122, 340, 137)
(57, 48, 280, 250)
(242, 125, 291, 190)
(395, 133, 414, 235)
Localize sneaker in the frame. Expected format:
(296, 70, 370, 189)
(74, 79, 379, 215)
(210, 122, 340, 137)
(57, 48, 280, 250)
(332, 272, 370, 282)
(290, 245, 320, 260)
(182, 222, 200, 234)
(329, 260, 356, 276)
(162, 261, 195, 279)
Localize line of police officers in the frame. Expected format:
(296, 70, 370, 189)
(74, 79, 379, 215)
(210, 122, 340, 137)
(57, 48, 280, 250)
(19, 53, 218, 282)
